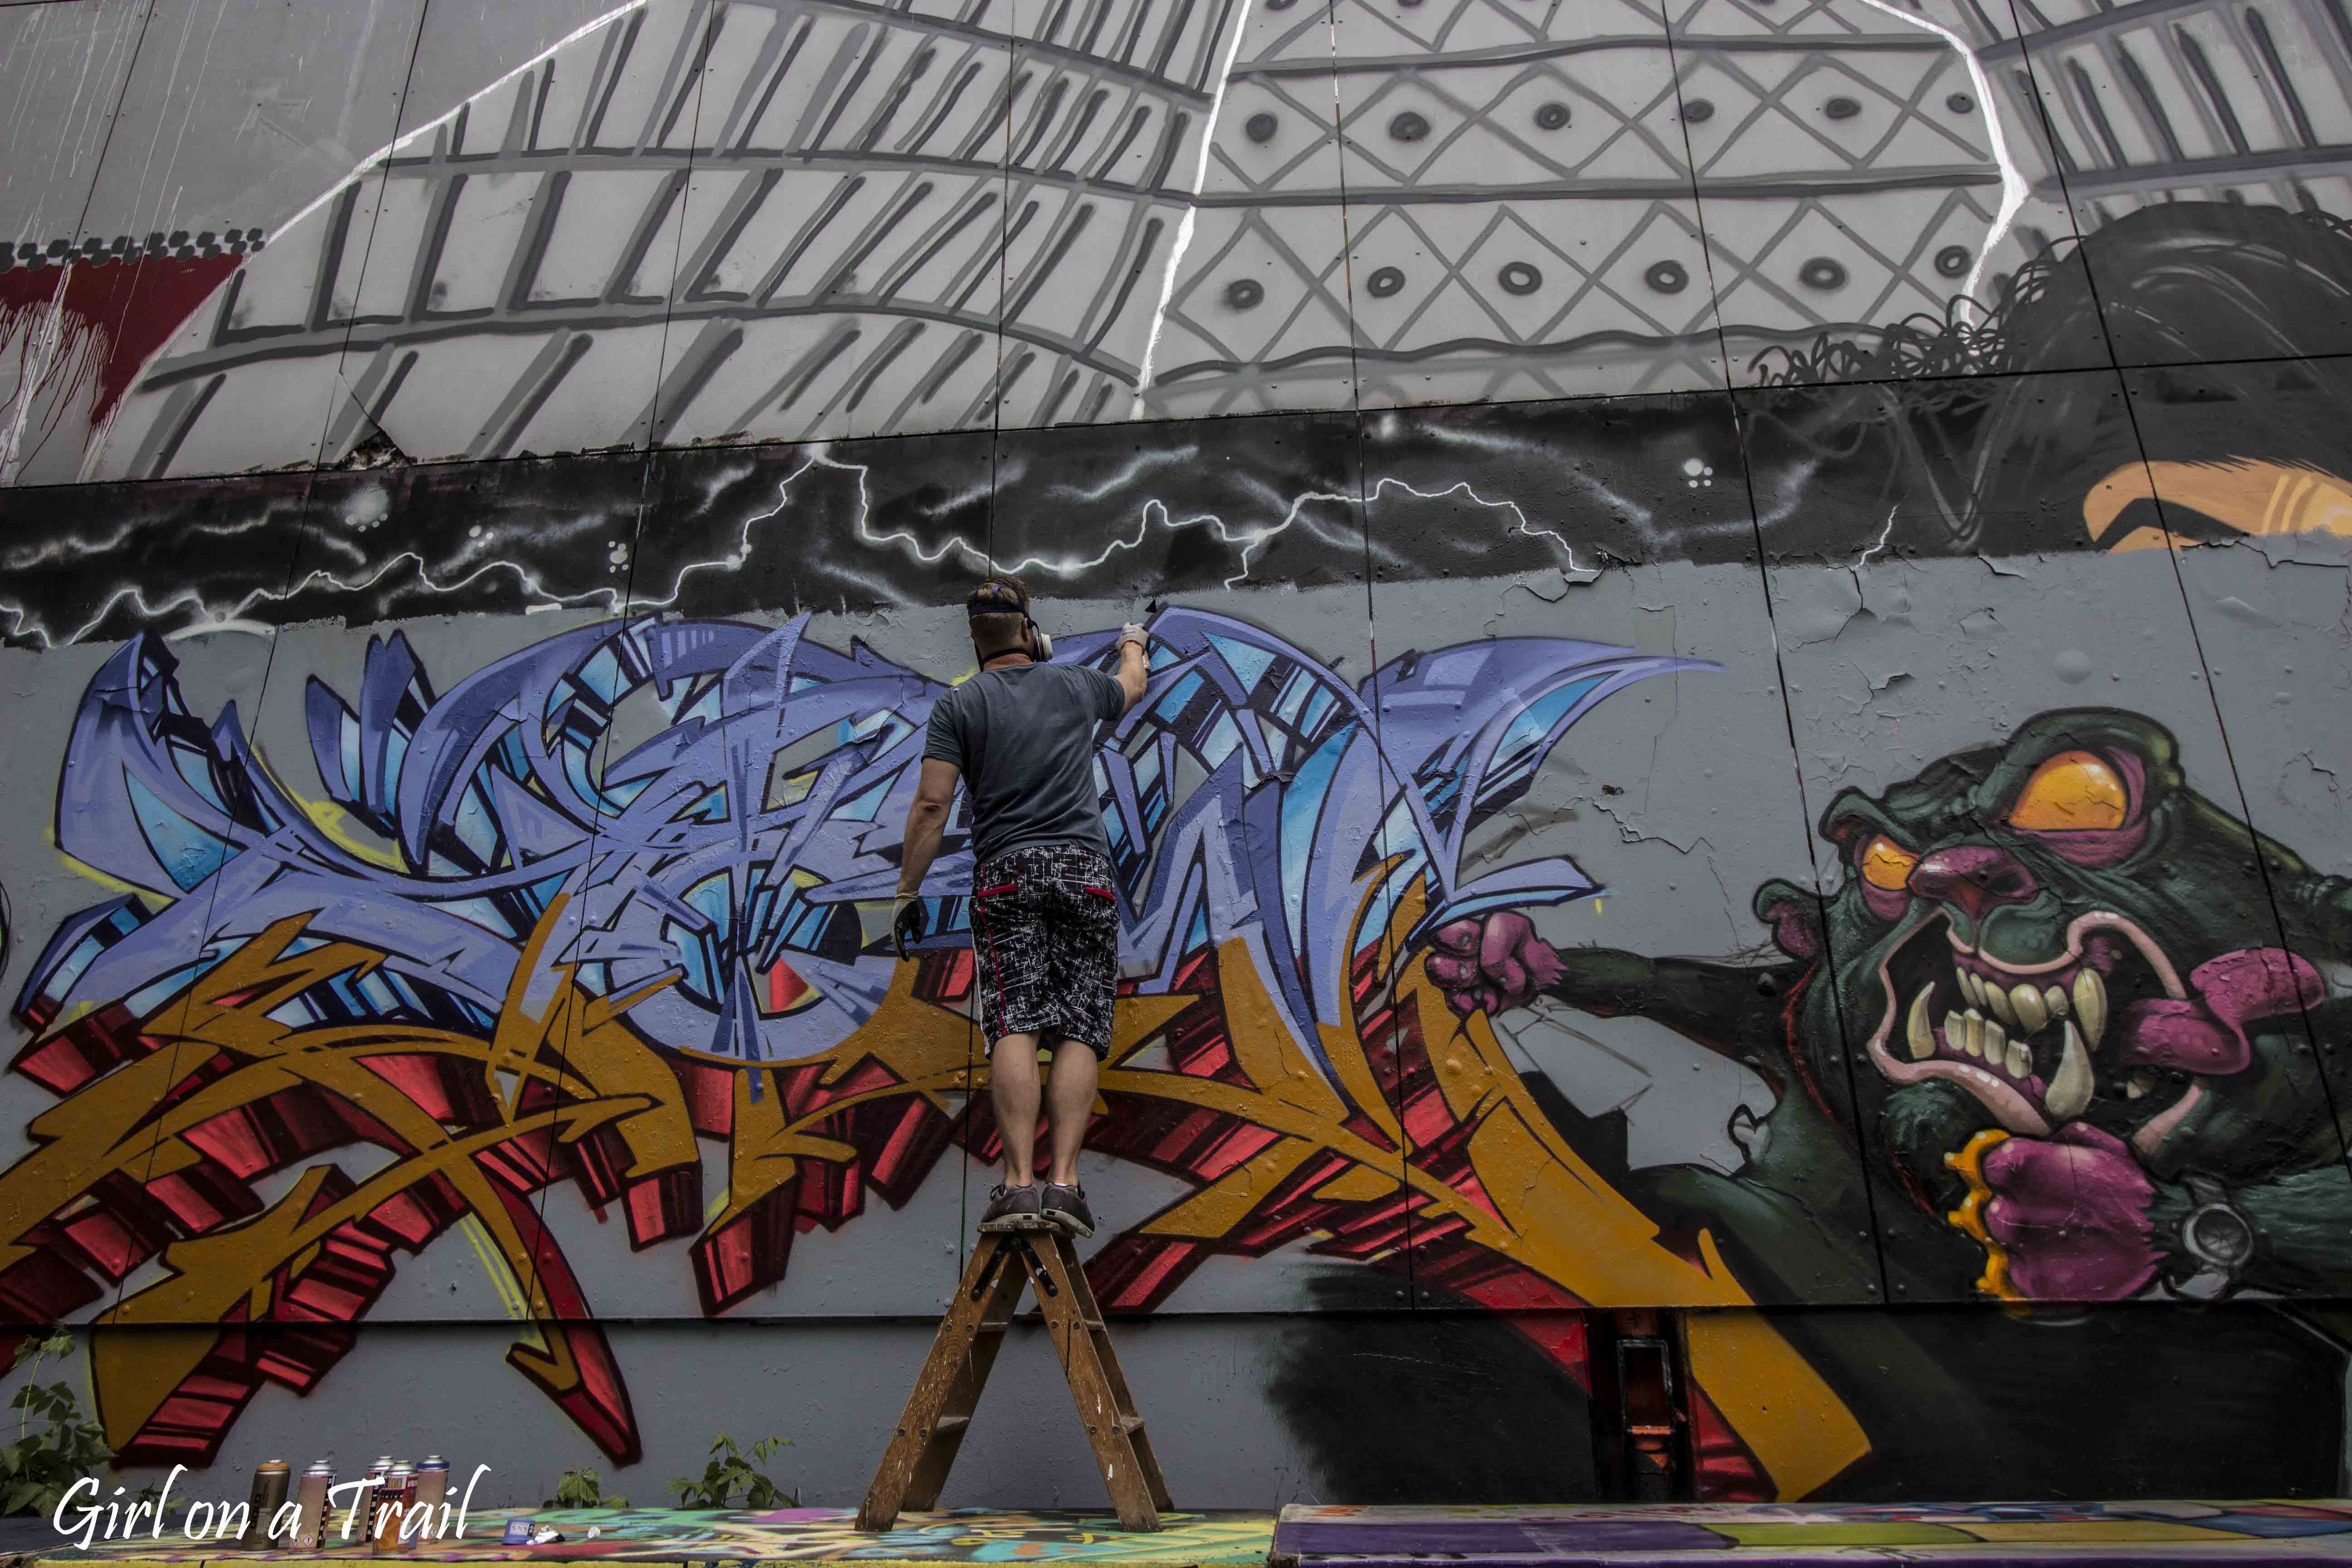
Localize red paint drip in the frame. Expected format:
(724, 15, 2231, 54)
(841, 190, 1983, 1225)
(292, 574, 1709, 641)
(0, 254, 239, 468)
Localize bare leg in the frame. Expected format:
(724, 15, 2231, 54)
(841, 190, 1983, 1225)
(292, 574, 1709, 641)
(990, 1033, 1042, 1187)
(1043, 1038, 1099, 1186)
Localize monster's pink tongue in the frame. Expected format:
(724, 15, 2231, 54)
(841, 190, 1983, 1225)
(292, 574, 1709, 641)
(2115, 948, 2323, 1075)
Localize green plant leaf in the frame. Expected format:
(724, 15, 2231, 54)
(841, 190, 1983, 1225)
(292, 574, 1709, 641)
(0, 1369, 116, 1516)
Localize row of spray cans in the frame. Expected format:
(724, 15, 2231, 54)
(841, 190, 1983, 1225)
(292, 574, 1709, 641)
(239, 1455, 452, 1549)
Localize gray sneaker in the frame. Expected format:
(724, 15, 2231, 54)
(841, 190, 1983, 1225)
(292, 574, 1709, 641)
(1039, 1182, 1095, 1238)
(978, 1182, 1045, 1231)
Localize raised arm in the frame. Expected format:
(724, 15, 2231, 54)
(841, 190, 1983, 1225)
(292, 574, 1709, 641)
(1114, 623, 1149, 711)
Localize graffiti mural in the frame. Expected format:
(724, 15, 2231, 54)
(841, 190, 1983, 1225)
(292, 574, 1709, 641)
(0, 607, 1857, 1491)
(3, 0, 2351, 1516)
(4, 0, 2352, 483)
(10, 572, 2349, 1496)
(1427, 709, 2352, 1306)
(14, 198, 2352, 653)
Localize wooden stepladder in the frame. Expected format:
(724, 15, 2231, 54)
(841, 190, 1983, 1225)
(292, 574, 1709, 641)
(858, 1223, 1171, 1533)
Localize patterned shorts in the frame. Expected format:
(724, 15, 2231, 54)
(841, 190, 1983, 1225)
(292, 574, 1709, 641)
(969, 843, 1121, 1057)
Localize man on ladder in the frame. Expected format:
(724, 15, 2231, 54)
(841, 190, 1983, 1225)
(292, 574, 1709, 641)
(892, 575, 1149, 1237)
(862, 581, 1167, 1534)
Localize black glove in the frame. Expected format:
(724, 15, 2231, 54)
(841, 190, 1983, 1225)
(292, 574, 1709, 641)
(891, 893, 925, 961)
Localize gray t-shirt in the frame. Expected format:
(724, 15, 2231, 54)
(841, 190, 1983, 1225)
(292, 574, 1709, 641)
(924, 662, 1126, 864)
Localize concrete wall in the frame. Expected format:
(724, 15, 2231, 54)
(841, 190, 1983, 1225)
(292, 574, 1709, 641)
(0, 0, 2350, 1513)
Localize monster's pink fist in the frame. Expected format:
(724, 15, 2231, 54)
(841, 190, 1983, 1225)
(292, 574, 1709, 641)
(1424, 910, 1565, 1017)
(1980, 1123, 2160, 1300)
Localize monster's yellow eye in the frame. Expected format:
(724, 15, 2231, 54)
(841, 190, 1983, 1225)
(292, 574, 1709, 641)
(1860, 834, 1918, 891)
(2008, 750, 2128, 832)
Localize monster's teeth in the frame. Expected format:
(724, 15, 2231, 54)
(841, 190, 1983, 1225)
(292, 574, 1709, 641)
(2010, 984, 2049, 1035)
(2072, 969, 2107, 1048)
(1983, 1016, 2008, 1064)
(1944, 1011, 1966, 1058)
(1983, 982, 2016, 1028)
(1961, 971, 1986, 1009)
(1962, 1008, 1984, 1058)
(1907, 987, 1937, 1061)
(2005, 1039, 2033, 1078)
(2127, 1071, 2154, 1100)
(2046, 1019, 2094, 1122)
(2043, 984, 2069, 1020)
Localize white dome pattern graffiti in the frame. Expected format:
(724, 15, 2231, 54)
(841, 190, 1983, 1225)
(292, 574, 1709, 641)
(77, 0, 2352, 477)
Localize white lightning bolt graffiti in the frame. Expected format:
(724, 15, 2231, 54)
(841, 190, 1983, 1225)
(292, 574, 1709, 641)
(0, 548, 631, 651)
(1858, 505, 1899, 567)
(1855, 0, 2027, 321)
(634, 450, 1592, 602)
(1130, 0, 1262, 414)
(3, 449, 1594, 647)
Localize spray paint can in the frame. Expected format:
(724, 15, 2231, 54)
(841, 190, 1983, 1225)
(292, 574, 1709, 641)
(373, 1465, 413, 1552)
(355, 1458, 390, 1551)
(239, 1461, 289, 1544)
(293, 1461, 334, 1550)
(407, 1457, 449, 1544)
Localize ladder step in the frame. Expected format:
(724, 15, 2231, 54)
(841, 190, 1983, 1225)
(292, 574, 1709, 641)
(934, 1416, 972, 1434)
(1120, 1415, 1146, 1433)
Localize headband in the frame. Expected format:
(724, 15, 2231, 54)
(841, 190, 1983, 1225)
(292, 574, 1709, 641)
(966, 589, 1024, 619)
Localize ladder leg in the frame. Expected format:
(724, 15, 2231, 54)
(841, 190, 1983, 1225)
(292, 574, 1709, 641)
(904, 1240, 1030, 1511)
(1058, 1239, 1172, 1513)
(1031, 1233, 1163, 1531)
(859, 1234, 1030, 1530)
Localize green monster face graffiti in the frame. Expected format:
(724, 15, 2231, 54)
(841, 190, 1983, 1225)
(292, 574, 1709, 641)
(1811, 710, 2332, 1174)
(1429, 708, 2352, 1303)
